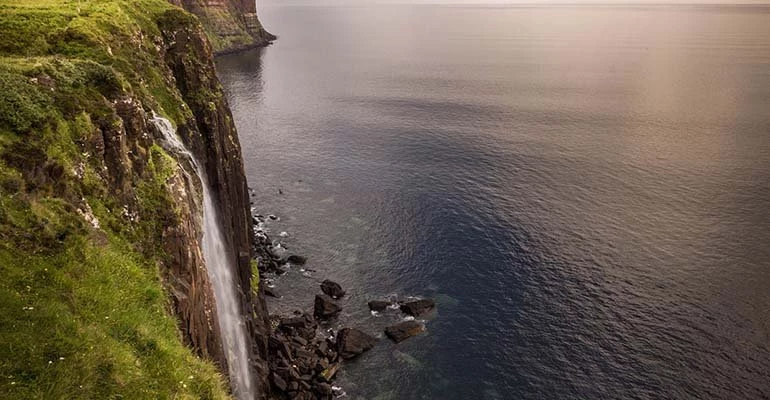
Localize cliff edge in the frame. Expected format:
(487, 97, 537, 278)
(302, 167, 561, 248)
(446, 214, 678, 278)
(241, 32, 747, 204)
(0, 0, 269, 398)
(169, 0, 276, 54)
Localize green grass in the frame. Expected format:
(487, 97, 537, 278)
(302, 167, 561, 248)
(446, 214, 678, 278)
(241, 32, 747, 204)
(0, 1, 235, 398)
(0, 240, 229, 399)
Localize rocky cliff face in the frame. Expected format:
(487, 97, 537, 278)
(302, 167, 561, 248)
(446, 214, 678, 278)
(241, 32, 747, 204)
(0, 1, 268, 398)
(169, 0, 276, 54)
(159, 12, 272, 393)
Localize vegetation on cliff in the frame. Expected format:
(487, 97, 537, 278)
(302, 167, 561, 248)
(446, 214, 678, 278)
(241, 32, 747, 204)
(0, 1, 243, 398)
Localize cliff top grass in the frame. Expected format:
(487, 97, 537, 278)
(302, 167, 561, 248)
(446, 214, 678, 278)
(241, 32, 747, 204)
(0, 1, 231, 399)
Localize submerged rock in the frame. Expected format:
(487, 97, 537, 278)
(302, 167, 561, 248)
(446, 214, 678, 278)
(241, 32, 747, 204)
(368, 300, 392, 312)
(314, 294, 341, 320)
(385, 321, 425, 343)
(336, 328, 376, 360)
(264, 287, 280, 298)
(400, 299, 435, 317)
(286, 254, 307, 265)
(320, 279, 345, 299)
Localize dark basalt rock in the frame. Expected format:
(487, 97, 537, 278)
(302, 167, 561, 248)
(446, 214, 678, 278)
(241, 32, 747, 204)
(336, 328, 376, 360)
(320, 279, 346, 299)
(286, 254, 307, 265)
(271, 373, 288, 392)
(400, 299, 435, 317)
(385, 321, 425, 343)
(368, 300, 391, 312)
(314, 382, 333, 397)
(314, 294, 341, 320)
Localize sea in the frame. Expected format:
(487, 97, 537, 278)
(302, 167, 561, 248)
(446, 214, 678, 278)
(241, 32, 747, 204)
(216, 3, 770, 399)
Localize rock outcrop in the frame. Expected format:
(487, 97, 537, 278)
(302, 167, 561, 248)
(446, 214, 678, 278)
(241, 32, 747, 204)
(169, 0, 276, 54)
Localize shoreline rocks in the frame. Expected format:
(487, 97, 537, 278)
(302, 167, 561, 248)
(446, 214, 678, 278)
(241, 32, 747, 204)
(249, 207, 438, 398)
(336, 328, 377, 360)
(314, 294, 341, 320)
(367, 300, 392, 312)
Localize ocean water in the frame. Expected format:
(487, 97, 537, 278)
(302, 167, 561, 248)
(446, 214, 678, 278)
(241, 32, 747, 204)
(216, 4, 770, 399)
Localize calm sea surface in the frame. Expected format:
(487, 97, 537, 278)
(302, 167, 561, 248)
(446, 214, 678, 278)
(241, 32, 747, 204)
(216, 4, 770, 399)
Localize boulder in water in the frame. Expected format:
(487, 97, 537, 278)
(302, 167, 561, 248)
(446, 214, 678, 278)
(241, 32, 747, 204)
(368, 300, 391, 312)
(314, 294, 341, 320)
(320, 279, 345, 299)
(336, 328, 376, 359)
(400, 299, 435, 317)
(385, 321, 425, 343)
(286, 255, 307, 265)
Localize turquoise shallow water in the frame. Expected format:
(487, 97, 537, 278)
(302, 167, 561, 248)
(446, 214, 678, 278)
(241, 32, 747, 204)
(217, 4, 770, 399)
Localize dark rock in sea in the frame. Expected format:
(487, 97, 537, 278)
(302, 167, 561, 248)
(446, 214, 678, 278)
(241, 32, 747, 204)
(368, 300, 391, 312)
(385, 321, 425, 343)
(400, 299, 435, 317)
(320, 279, 346, 299)
(264, 287, 280, 298)
(314, 294, 341, 320)
(268, 214, 278, 220)
(336, 328, 376, 360)
(286, 255, 307, 265)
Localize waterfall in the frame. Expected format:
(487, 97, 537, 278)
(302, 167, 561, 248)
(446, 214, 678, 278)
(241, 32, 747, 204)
(151, 115, 254, 400)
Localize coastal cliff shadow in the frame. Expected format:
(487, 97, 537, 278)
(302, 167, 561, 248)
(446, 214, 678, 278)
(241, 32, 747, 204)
(214, 47, 266, 97)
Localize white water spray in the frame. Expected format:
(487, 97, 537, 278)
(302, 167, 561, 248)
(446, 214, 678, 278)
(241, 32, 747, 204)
(151, 115, 253, 399)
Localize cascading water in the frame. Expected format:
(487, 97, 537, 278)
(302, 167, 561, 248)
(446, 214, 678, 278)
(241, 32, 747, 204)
(151, 114, 254, 399)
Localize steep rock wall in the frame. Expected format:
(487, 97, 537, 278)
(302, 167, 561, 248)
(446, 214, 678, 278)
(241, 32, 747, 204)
(168, 0, 276, 54)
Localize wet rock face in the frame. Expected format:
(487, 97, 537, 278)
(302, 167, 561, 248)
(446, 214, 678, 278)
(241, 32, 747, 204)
(157, 12, 271, 397)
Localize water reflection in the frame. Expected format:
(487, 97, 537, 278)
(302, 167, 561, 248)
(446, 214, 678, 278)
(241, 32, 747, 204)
(218, 4, 770, 399)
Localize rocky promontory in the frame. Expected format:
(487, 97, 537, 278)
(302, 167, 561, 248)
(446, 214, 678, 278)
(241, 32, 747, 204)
(170, 0, 276, 54)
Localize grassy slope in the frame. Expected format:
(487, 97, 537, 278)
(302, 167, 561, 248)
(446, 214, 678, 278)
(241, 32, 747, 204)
(0, 1, 231, 398)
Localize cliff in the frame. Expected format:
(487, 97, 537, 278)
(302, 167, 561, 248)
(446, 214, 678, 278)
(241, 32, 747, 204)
(0, 1, 269, 398)
(169, 0, 276, 54)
